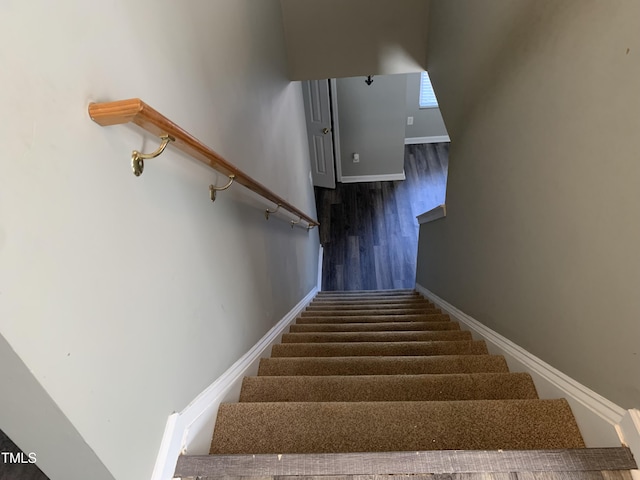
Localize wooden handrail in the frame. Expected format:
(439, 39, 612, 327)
(88, 98, 319, 227)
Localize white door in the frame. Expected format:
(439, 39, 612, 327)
(302, 80, 336, 189)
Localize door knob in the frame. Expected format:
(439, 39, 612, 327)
(322, 127, 330, 135)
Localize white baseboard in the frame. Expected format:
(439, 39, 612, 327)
(340, 172, 406, 183)
(616, 409, 640, 478)
(405, 135, 450, 144)
(415, 283, 629, 449)
(150, 413, 178, 480)
(317, 244, 324, 291)
(150, 287, 318, 480)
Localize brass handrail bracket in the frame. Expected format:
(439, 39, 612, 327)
(88, 99, 319, 226)
(131, 135, 173, 176)
(209, 175, 236, 202)
(265, 204, 281, 220)
(290, 216, 302, 229)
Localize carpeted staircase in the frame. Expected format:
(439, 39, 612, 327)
(175, 290, 637, 478)
(210, 289, 585, 453)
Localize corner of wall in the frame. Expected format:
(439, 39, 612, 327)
(0, 334, 115, 480)
(150, 286, 318, 480)
(414, 283, 626, 448)
(616, 409, 640, 474)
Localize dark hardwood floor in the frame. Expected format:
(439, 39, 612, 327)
(316, 143, 449, 291)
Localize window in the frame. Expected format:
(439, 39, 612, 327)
(419, 71, 438, 108)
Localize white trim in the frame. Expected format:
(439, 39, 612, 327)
(405, 135, 450, 145)
(150, 287, 318, 480)
(415, 283, 627, 448)
(340, 172, 406, 184)
(616, 409, 640, 478)
(330, 79, 343, 182)
(417, 204, 446, 224)
(317, 244, 324, 291)
(150, 413, 179, 480)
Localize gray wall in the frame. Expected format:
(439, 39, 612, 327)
(417, 0, 640, 409)
(280, 0, 429, 80)
(0, 336, 114, 480)
(405, 72, 448, 138)
(0, 1, 319, 479)
(337, 74, 407, 178)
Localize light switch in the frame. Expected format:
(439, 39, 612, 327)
(353, 153, 360, 163)
(407, 116, 414, 125)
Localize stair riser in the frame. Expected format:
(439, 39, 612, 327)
(239, 373, 539, 402)
(210, 287, 588, 460)
(289, 322, 461, 333)
(311, 298, 430, 305)
(314, 295, 422, 301)
(281, 331, 472, 343)
(313, 295, 429, 303)
(210, 399, 585, 454)
(300, 309, 441, 317)
(316, 289, 416, 296)
(306, 303, 434, 311)
(296, 314, 450, 324)
(258, 355, 511, 376)
(271, 340, 488, 357)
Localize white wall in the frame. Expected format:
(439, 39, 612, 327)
(0, 2, 319, 480)
(336, 75, 407, 179)
(405, 72, 448, 139)
(280, 0, 429, 80)
(418, 0, 640, 409)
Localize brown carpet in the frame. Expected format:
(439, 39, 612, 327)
(311, 297, 432, 305)
(258, 355, 511, 376)
(305, 302, 435, 311)
(297, 313, 450, 323)
(289, 320, 461, 332)
(271, 340, 488, 357)
(211, 400, 584, 454)
(300, 308, 442, 316)
(315, 289, 417, 296)
(210, 290, 585, 455)
(239, 373, 538, 402)
(281, 330, 472, 343)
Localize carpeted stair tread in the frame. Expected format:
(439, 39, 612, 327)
(296, 313, 450, 324)
(310, 297, 432, 303)
(210, 399, 585, 454)
(300, 308, 441, 317)
(281, 330, 472, 343)
(289, 321, 461, 333)
(315, 295, 422, 301)
(317, 289, 417, 296)
(258, 355, 510, 376)
(305, 302, 435, 311)
(239, 373, 539, 402)
(311, 298, 433, 305)
(209, 289, 588, 463)
(271, 340, 488, 357)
